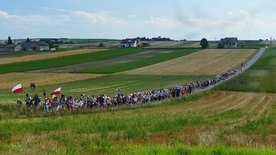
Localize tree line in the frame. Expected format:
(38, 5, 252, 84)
(137, 36, 173, 41)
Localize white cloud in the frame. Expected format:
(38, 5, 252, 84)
(228, 11, 234, 15)
(73, 11, 128, 25)
(0, 10, 12, 19)
(239, 10, 251, 20)
(0, 8, 275, 40)
(128, 14, 137, 18)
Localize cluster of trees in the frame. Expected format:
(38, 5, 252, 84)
(137, 36, 173, 41)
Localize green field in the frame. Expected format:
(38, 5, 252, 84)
(0, 47, 275, 154)
(214, 48, 276, 93)
(0, 74, 209, 106)
(0, 48, 147, 73)
(81, 48, 199, 73)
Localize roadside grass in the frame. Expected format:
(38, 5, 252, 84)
(253, 48, 276, 67)
(0, 48, 147, 73)
(239, 44, 268, 49)
(214, 48, 276, 93)
(81, 48, 200, 73)
(214, 69, 275, 93)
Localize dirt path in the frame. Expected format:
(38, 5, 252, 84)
(0, 49, 106, 65)
(31, 50, 173, 72)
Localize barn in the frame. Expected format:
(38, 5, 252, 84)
(0, 44, 22, 52)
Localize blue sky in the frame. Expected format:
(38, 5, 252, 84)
(0, 0, 275, 40)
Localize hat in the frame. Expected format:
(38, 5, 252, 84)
(52, 95, 56, 98)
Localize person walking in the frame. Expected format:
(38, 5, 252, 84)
(17, 98, 23, 114)
(33, 94, 41, 113)
(25, 94, 32, 113)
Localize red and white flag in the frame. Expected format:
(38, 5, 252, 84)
(50, 87, 61, 95)
(12, 83, 23, 93)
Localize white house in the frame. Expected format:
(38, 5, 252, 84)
(120, 38, 139, 47)
(0, 44, 22, 52)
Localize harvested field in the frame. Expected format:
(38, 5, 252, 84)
(0, 49, 106, 65)
(123, 49, 257, 75)
(183, 42, 200, 47)
(2, 91, 274, 154)
(146, 41, 180, 47)
(0, 73, 103, 90)
(142, 41, 199, 48)
(33, 49, 174, 73)
(137, 91, 275, 120)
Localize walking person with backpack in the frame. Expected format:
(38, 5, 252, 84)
(25, 94, 32, 113)
(33, 94, 41, 113)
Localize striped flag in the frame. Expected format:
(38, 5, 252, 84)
(12, 83, 23, 93)
(50, 87, 61, 95)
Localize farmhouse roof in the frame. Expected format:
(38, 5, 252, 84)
(20, 41, 49, 46)
(121, 38, 138, 44)
(220, 37, 238, 44)
(0, 44, 20, 48)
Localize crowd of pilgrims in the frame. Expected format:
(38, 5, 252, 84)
(17, 66, 243, 113)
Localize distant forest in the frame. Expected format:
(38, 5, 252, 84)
(137, 36, 173, 41)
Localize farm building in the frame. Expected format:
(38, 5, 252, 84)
(220, 37, 238, 47)
(20, 41, 50, 51)
(0, 44, 22, 52)
(120, 38, 138, 47)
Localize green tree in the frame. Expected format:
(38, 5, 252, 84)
(200, 38, 209, 48)
(98, 43, 105, 47)
(26, 37, 31, 42)
(7, 36, 13, 44)
(217, 43, 224, 49)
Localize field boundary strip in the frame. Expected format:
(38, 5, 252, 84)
(0, 49, 107, 65)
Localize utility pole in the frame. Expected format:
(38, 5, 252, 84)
(270, 36, 272, 47)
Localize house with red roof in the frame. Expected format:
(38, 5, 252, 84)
(120, 38, 138, 47)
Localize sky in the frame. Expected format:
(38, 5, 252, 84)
(0, 0, 276, 40)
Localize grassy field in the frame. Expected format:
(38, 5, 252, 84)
(0, 74, 209, 105)
(81, 48, 200, 73)
(0, 48, 147, 73)
(215, 48, 276, 93)
(0, 91, 274, 154)
(0, 47, 275, 154)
